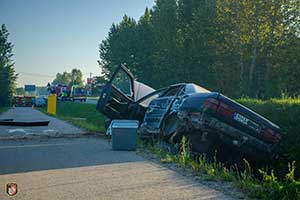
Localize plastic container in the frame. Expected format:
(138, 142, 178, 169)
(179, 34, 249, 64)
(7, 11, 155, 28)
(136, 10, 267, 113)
(109, 120, 139, 151)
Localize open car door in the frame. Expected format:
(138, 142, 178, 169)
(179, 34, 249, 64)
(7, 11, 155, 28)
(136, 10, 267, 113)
(96, 64, 155, 121)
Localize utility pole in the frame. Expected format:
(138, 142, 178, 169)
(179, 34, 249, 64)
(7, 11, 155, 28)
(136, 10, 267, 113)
(88, 73, 93, 96)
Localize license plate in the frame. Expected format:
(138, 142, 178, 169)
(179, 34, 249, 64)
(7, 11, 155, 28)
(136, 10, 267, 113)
(233, 112, 249, 126)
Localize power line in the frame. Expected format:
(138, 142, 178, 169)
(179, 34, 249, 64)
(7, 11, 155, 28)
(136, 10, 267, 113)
(83, 72, 101, 76)
(18, 72, 55, 78)
(18, 72, 102, 78)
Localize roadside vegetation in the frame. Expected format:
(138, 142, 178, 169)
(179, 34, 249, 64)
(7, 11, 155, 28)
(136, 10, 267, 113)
(0, 24, 17, 107)
(237, 98, 300, 166)
(39, 102, 106, 133)
(99, 0, 300, 99)
(139, 136, 300, 199)
(0, 106, 9, 114)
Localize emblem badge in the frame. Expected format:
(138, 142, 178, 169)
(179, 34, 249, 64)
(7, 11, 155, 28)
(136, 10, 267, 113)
(6, 183, 18, 196)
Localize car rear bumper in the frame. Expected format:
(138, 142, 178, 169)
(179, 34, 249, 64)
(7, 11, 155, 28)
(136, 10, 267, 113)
(177, 110, 276, 159)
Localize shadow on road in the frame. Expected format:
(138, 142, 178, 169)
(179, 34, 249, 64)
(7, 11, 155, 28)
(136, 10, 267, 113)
(0, 137, 144, 175)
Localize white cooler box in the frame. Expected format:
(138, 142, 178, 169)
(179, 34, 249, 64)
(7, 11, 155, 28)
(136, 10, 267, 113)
(107, 120, 139, 151)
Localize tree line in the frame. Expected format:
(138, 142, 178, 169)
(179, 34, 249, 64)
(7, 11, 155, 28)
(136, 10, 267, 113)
(52, 68, 84, 86)
(0, 24, 17, 107)
(99, 0, 300, 98)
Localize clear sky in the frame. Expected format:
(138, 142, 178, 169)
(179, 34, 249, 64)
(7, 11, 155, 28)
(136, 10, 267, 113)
(0, 0, 154, 87)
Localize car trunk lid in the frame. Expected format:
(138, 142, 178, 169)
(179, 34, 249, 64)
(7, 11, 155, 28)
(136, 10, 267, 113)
(215, 94, 281, 144)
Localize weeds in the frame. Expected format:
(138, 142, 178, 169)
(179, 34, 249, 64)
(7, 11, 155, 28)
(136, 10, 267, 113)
(0, 106, 9, 114)
(177, 136, 191, 168)
(139, 136, 300, 199)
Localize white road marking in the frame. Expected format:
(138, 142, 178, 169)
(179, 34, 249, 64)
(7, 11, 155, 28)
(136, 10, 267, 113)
(43, 129, 56, 133)
(7, 129, 26, 133)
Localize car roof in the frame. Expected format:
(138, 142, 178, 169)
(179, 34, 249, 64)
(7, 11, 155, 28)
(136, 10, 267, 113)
(168, 83, 210, 93)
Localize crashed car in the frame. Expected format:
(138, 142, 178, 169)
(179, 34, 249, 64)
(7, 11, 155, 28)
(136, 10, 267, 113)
(97, 64, 281, 163)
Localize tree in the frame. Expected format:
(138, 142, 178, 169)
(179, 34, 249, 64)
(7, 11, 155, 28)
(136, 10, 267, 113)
(52, 68, 83, 86)
(150, 0, 179, 87)
(71, 68, 83, 86)
(0, 24, 17, 106)
(52, 71, 72, 85)
(16, 87, 25, 95)
(134, 8, 156, 86)
(98, 0, 300, 98)
(177, 0, 217, 89)
(99, 15, 138, 79)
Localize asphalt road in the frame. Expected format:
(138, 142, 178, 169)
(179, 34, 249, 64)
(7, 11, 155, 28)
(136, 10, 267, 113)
(75, 98, 97, 105)
(85, 99, 98, 104)
(0, 107, 85, 139)
(0, 137, 234, 200)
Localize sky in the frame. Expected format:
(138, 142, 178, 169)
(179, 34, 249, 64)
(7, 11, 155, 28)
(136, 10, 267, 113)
(0, 0, 154, 87)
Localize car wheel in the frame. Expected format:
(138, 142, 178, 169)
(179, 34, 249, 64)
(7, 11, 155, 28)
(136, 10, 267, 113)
(162, 114, 180, 141)
(186, 132, 214, 155)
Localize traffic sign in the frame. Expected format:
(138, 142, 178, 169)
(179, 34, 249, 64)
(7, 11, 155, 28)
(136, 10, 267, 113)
(24, 85, 36, 92)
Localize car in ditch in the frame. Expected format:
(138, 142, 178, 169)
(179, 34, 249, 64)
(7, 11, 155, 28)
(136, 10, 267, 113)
(96, 64, 282, 164)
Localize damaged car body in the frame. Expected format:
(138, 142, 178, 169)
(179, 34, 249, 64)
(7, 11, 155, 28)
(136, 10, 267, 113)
(97, 64, 282, 164)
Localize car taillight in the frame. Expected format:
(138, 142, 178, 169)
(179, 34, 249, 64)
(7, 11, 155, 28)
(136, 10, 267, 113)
(203, 98, 219, 112)
(262, 128, 281, 143)
(217, 101, 235, 118)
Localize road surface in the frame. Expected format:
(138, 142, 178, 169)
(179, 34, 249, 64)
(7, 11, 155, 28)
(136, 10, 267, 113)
(0, 137, 235, 200)
(79, 98, 98, 104)
(0, 107, 86, 139)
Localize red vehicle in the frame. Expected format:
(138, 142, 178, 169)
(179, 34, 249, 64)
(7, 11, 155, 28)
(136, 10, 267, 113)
(54, 84, 71, 101)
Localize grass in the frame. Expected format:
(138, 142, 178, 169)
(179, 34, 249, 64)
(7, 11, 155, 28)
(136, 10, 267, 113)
(0, 106, 9, 114)
(39, 102, 107, 133)
(140, 136, 300, 199)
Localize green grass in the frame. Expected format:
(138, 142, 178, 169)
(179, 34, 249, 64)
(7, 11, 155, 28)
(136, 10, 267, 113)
(0, 106, 9, 114)
(39, 102, 107, 133)
(140, 137, 300, 199)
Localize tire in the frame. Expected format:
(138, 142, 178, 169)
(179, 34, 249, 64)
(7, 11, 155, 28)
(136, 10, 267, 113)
(162, 114, 180, 141)
(186, 132, 213, 155)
